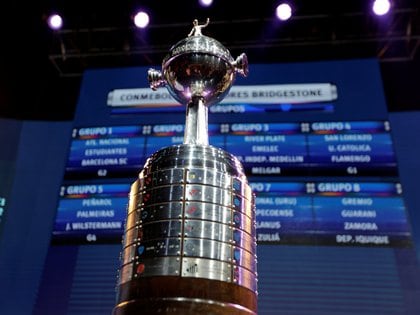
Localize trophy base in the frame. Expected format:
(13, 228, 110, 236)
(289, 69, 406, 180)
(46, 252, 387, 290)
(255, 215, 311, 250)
(113, 277, 257, 315)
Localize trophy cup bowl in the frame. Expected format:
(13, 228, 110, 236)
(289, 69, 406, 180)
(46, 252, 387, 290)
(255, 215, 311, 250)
(149, 35, 249, 106)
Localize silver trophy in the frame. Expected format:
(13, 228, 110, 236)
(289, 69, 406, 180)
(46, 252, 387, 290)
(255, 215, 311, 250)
(113, 19, 257, 315)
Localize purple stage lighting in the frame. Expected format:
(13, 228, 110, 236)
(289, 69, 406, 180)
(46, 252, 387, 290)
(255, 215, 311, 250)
(47, 14, 63, 30)
(276, 3, 292, 21)
(199, 0, 213, 7)
(134, 11, 150, 28)
(372, 0, 391, 16)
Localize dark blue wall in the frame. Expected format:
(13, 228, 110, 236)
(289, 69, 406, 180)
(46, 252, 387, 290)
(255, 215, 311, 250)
(0, 119, 72, 314)
(389, 112, 420, 258)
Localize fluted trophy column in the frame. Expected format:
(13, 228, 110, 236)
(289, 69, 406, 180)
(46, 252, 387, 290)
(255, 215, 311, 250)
(113, 18, 257, 315)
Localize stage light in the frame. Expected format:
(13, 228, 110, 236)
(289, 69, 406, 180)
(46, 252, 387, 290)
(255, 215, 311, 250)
(199, 0, 213, 7)
(47, 14, 63, 30)
(134, 11, 150, 28)
(276, 3, 292, 21)
(372, 0, 391, 16)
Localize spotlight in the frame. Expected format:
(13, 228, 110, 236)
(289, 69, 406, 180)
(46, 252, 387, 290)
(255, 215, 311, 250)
(134, 11, 150, 29)
(199, 0, 213, 7)
(276, 3, 292, 21)
(372, 0, 391, 16)
(47, 14, 63, 30)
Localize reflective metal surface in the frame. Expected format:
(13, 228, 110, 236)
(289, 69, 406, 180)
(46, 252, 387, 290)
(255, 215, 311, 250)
(148, 34, 248, 107)
(117, 144, 258, 291)
(114, 19, 257, 315)
(136, 238, 182, 257)
(184, 202, 232, 222)
(141, 202, 184, 223)
(234, 265, 258, 292)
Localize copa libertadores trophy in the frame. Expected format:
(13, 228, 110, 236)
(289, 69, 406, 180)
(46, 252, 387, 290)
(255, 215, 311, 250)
(113, 18, 257, 315)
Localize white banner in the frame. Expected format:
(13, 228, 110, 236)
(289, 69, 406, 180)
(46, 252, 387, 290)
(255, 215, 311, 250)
(107, 83, 337, 108)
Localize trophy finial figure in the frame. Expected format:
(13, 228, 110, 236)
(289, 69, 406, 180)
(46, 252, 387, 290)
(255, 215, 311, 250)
(188, 18, 210, 36)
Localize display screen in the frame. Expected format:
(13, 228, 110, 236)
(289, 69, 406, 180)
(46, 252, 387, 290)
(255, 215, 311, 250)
(107, 83, 338, 114)
(225, 120, 396, 176)
(253, 181, 410, 246)
(53, 120, 410, 247)
(64, 121, 397, 180)
(53, 183, 130, 243)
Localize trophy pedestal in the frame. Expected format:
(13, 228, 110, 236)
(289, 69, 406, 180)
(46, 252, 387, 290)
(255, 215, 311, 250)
(114, 277, 257, 315)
